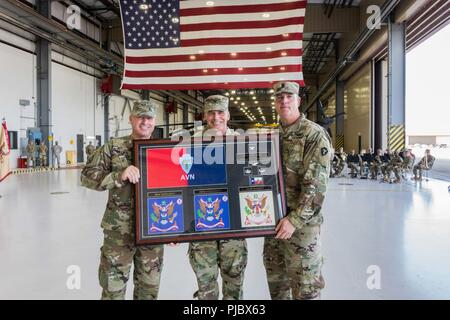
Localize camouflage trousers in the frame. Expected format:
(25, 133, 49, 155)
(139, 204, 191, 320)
(335, 163, 345, 176)
(99, 230, 164, 300)
(370, 163, 381, 179)
(40, 155, 47, 167)
(263, 224, 324, 300)
(348, 163, 359, 176)
(385, 165, 401, 181)
(27, 155, 34, 167)
(413, 164, 425, 179)
(188, 239, 248, 300)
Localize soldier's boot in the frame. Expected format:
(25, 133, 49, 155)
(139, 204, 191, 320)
(189, 241, 220, 300)
(219, 239, 248, 300)
(263, 237, 292, 300)
(394, 170, 401, 183)
(133, 244, 164, 300)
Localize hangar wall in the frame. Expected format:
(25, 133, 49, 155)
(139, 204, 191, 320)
(344, 63, 372, 152)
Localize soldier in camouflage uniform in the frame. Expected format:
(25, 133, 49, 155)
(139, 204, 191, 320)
(85, 141, 96, 161)
(412, 149, 435, 181)
(189, 95, 248, 300)
(370, 149, 383, 180)
(81, 100, 164, 300)
(402, 150, 414, 170)
(263, 82, 331, 300)
(384, 151, 403, 183)
(26, 140, 35, 168)
(334, 147, 347, 177)
(346, 149, 360, 178)
(39, 142, 48, 167)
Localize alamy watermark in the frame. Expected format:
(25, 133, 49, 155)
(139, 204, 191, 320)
(66, 5, 81, 30)
(366, 5, 382, 30)
(366, 265, 381, 290)
(66, 265, 81, 290)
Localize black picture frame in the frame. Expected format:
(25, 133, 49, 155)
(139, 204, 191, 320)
(134, 133, 286, 245)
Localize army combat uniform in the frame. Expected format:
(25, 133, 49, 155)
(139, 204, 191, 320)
(413, 153, 435, 180)
(85, 143, 96, 161)
(334, 151, 347, 177)
(385, 153, 403, 183)
(188, 95, 247, 300)
(370, 153, 383, 180)
(39, 143, 48, 167)
(263, 82, 332, 300)
(26, 141, 35, 168)
(81, 101, 164, 300)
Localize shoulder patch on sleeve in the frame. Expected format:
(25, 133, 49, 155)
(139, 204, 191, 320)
(321, 147, 328, 156)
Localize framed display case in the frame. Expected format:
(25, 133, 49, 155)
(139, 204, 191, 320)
(134, 133, 286, 245)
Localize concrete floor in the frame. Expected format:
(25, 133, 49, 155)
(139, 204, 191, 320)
(0, 169, 449, 299)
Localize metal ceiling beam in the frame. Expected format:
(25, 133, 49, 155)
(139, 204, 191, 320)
(96, 0, 120, 16)
(304, 0, 402, 113)
(0, 0, 123, 71)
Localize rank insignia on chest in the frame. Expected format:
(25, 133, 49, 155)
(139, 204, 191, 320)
(321, 147, 328, 156)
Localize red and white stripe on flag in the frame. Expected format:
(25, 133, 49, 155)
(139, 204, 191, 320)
(120, 0, 306, 90)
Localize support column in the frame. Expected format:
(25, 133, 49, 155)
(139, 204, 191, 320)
(183, 103, 189, 128)
(103, 95, 109, 142)
(387, 14, 406, 151)
(164, 100, 170, 138)
(373, 60, 384, 151)
(335, 80, 345, 150)
(36, 0, 52, 162)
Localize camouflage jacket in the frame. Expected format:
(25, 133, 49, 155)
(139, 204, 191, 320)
(418, 155, 435, 168)
(402, 156, 414, 168)
(281, 114, 332, 229)
(86, 144, 95, 156)
(26, 143, 35, 154)
(390, 155, 403, 166)
(39, 144, 48, 155)
(80, 135, 134, 234)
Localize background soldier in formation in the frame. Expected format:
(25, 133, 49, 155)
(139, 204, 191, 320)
(51, 141, 63, 169)
(384, 151, 403, 183)
(188, 95, 248, 300)
(347, 150, 360, 178)
(412, 149, 435, 181)
(263, 81, 331, 300)
(370, 149, 383, 180)
(81, 100, 164, 300)
(39, 142, 48, 167)
(26, 140, 35, 168)
(330, 150, 340, 177)
(402, 149, 414, 172)
(381, 149, 391, 178)
(330, 144, 435, 183)
(331, 147, 346, 177)
(360, 148, 373, 177)
(85, 141, 96, 161)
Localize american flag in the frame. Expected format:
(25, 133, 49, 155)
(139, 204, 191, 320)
(119, 0, 306, 90)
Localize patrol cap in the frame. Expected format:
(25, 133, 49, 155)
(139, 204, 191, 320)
(273, 81, 300, 95)
(131, 100, 156, 117)
(203, 95, 229, 112)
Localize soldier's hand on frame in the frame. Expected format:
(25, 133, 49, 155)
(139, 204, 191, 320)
(121, 165, 141, 184)
(275, 217, 296, 240)
(167, 242, 179, 247)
